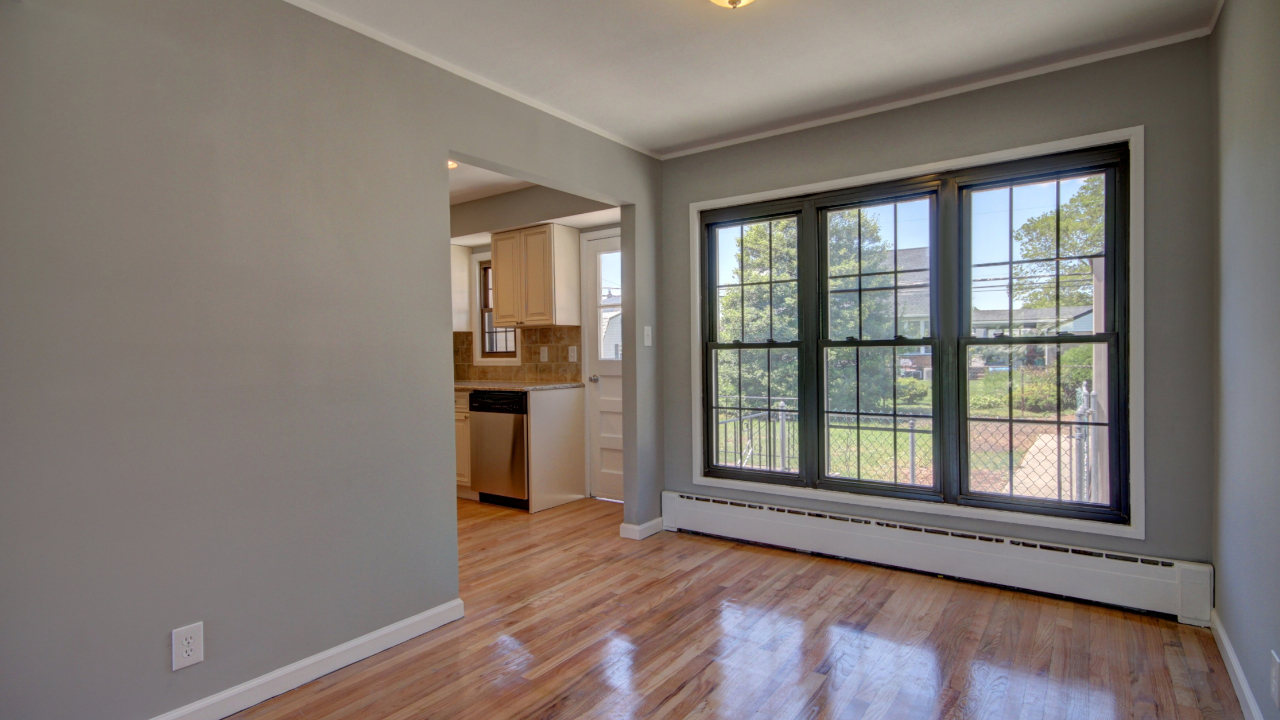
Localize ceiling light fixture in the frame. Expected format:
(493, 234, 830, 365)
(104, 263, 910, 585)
(710, 0, 755, 7)
(447, 160, 458, 169)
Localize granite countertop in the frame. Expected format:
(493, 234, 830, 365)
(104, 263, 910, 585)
(454, 380, 585, 392)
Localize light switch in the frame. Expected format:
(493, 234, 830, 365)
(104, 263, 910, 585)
(644, 326, 652, 347)
(568, 346, 577, 362)
(540, 347, 548, 362)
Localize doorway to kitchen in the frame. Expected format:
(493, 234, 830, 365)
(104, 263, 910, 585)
(581, 230, 624, 501)
(447, 157, 627, 514)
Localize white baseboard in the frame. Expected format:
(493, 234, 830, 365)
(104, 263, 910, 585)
(149, 598, 465, 720)
(1211, 609, 1266, 720)
(663, 491, 1213, 625)
(619, 516, 664, 540)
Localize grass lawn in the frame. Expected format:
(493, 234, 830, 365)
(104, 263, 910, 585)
(715, 417, 933, 486)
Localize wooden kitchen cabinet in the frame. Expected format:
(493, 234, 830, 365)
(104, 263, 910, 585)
(491, 223, 580, 328)
(455, 391, 470, 486)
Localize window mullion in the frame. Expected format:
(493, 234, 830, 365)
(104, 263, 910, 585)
(799, 199, 822, 488)
(937, 179, 961, 504)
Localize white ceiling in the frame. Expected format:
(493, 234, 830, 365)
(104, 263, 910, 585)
(293, 0, 1219, 158)
(448, 162, 534, 204)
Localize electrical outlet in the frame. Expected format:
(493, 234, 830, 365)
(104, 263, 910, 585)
(172, 622, 204, 671)
(644, 326, 652, 347)
(1271, 649, 1279, 709)
(568, 346, 577, 363)
(540, 346, 548, 362)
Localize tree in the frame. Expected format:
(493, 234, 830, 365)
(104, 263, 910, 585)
(1011, 175, 1105, 309)
(715, 218, 799, 413)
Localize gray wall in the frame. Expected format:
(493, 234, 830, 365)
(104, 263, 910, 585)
(661, 39, 1217, 560)
(1214, 0, 1280, 715)
(0, 2, 660, 720)
(450, 184, 612, 238)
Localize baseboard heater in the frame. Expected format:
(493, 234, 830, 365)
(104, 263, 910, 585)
(661, 490, 1212, 626)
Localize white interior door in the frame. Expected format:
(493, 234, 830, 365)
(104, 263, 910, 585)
(582, 235, 624, 501)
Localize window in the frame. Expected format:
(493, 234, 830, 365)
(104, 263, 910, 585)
(479, 261, 516, 358)
(701, 145, 1129, 523)
(598, 251, 623, 360)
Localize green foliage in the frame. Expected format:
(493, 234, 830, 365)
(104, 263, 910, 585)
(1059, 344, 1096, 409)
(965, 344, 1098, 419)
(896, 377, 931, 406)
(714, 206, 935, 479)
(1011, 176, 1105, 309)
(968, 374, 1009, 413)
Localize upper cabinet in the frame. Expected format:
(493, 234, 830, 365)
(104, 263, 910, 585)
(449, 245, 472, 332)
(491, 223, 581, 327)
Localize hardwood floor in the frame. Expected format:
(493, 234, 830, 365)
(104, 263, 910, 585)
(231, 498, 1242, 720)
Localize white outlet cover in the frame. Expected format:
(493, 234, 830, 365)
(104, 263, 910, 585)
(540, 346, 548, 362)
(568, 346, 577, 362)
(172, 622, 204, 671)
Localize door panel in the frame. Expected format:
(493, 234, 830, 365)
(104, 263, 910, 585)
(521, 226, 554, 325)
(582, 237, 624, 501)
(490, 230, 522, 326)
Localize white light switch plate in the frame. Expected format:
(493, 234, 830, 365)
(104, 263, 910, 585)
(644, 326, 652, 346)
(172, 622, 204, 671)
(568, 346, 577, 362)
(540, 347, 548, 362)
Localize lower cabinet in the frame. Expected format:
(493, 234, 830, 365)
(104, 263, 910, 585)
(455, 391, 470, 486)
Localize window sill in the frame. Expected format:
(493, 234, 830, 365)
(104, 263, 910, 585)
(473, 356, 521, 367)
(691, 475, 1145, 539)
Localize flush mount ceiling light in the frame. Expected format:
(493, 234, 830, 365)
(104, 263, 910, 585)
(447, 160, 458, 169)
(710, 0, 755, 7)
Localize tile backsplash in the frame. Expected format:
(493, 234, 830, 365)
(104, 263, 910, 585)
(454, 326, 582, 383)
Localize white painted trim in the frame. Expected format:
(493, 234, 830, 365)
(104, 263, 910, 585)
(619, 517, 664, 540)
(148, 598, 465, 720)
(1213, 604, 1264, 717)
(469, 251, 521, 366)
(686, 127, 1147, 540)
(693, 476, 1139, 539)
(659, 29, 1215, 159)
(1211, 610, 1266, 720)
(664, 491, 1211, 623)
(277, 0, 656, 159)
(581, 227, 623, 243)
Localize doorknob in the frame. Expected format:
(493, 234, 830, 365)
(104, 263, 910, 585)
(589, 375, 600, 383)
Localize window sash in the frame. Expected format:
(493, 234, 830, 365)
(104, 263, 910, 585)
(700, 145, 1129, 524)
(478, 262, 516, 358)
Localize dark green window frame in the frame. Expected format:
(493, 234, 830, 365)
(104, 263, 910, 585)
(700, 145, 1130, 524)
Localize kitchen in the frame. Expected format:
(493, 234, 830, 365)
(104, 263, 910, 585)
(447, 161, 624, 514)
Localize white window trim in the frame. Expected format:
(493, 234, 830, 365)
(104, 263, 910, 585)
(470, 251, 521, 366)
(686, 127, 1146, 540)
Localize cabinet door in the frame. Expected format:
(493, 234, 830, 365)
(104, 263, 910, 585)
(490, 230, 522, 327)
(520, 225, 555, 325)
(455, 411, 471, 485)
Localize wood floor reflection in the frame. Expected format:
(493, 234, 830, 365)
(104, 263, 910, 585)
(231, 498, 1242, 720)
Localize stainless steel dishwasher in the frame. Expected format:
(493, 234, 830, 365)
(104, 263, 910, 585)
(468, 391, 529, 510)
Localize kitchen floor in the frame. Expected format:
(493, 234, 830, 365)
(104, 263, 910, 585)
(230, 498, 1242, 720)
